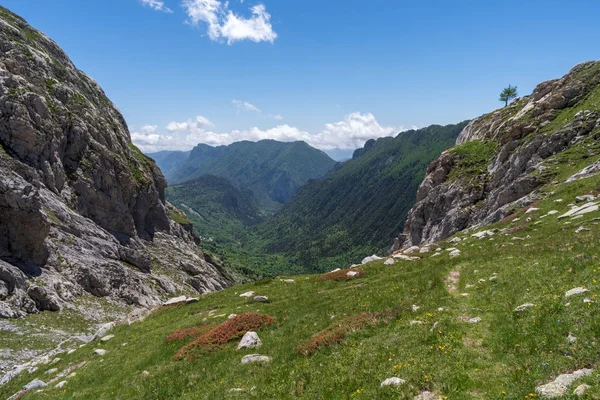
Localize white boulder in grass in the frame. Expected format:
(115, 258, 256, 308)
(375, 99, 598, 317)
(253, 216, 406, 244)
(239, 291, 254, 298)
(514, 303, 534, 312)
(163, 296, 187, 306)
(347, 271, 360, 278)
(449, 249, 461, 257)
(403, 246, 421, 255)
(565, 287, 589, 298)
(380, 377, 405, 387)
(238, 332, 261, 350)
(536, 368, 593, 398)
(361, 255, 383, 264)
(384, 258, 395, 265)
(241, 354, 271, 364)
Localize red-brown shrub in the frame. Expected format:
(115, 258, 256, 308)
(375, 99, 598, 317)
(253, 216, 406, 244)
(165, 325, 214, 343)
(317, 268, 366, 282)
(294, 311, 394, 356)
(174, 313, 274, 360)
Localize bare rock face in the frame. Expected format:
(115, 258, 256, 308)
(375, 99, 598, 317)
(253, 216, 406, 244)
(0, 7, 232, 319)
(396, 60, 600, 248)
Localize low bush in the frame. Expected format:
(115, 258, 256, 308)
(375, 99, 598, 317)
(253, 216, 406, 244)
(165, 325, 214, 343)
(294, 311, 394, 356)
(174, 313, 274, 360)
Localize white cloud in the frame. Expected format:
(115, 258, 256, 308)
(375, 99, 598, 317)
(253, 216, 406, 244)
(232, 99, 261, 113)
(132, 112, 401, 153)
(140, 0, 173, 13)
(182, 0, 277, 44)
(271, 114, 283, 120)
(166, 116, 214, 132)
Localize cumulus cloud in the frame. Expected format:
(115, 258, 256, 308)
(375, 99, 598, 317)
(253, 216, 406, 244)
(140, 0, 173, 13)
(232, 99, 261, 113)
(132, 112, 401, 153)
(183, 0, 277, 44)
(166, 116, 214, 132)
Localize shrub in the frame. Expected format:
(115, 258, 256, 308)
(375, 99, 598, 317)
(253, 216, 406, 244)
(294, 311, 394, 356)
(165, 325, 214, 343)
(316, 268, 365, 282)
(174, 313, 274, 360)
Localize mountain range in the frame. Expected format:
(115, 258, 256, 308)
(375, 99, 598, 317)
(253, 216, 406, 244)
(2, 6, 600, 399)
(150, 140, 337, 212)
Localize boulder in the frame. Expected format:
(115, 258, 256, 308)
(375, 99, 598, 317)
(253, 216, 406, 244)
(514, 303, 534, 312)
(573, 384, 591, 396)
(239, 291, 255, 298)
(449, 249, 461, 258)
(163, 296, 187, 306)
(565, 287, 589, 298)
(93, 322, 116, 340)
(253, 296, 269, 303)
(93, 349, 107, 356)
(23, 379, 47, 391)
(380, 377, 405, 387)
(536, 369, 593, 398)
(361, 255, 383, 264)
(238, 332, 261, 350)
(100, 334, 115, 342)
(241, 354, 271, 364)
(403, 246, 421, 255)
(384, 258, 395, 266)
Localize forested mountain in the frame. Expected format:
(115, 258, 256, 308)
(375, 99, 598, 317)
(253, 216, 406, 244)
(166, 175, 263, 249)
(162, 140, 337, 212)
(251, 122, 469, 270)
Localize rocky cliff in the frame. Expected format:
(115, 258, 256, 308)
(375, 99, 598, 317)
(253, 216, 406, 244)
(0, 7, 231, 319)
(396, 60, 600, 248)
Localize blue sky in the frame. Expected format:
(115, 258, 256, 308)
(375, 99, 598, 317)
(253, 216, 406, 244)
(3, 0, 600, 157)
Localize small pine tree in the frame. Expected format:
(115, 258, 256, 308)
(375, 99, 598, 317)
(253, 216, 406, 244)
(499, 85, 518, 107)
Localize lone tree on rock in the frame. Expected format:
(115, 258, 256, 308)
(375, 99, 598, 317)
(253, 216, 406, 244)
(499, 85, 518, 107)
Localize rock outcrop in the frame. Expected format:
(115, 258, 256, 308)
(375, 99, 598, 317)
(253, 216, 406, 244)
(0, 7, 232, 318)
(396, 60, 600, 248)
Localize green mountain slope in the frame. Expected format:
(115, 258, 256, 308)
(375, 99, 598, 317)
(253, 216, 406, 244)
(4, 170, 599, 399)
(165, 140, 337, 212)
(252, 122, 469, 270)
(165, 175, 263, 250)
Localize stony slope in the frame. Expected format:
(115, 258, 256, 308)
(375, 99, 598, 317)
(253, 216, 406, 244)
(397, 60, 600, 248)
(163, 140, 337, 212)
(0, 6, 231, 326)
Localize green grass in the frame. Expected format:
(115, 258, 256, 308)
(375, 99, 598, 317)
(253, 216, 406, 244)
(3, 169, 600, 399)
(168, 204, 191, 225)
(448, 140, 497, 182)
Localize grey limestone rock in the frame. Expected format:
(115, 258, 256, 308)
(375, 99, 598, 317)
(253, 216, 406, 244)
(0, 7, 233, 321)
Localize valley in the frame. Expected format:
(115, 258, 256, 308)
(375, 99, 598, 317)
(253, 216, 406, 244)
(1, 3, 600, 399)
